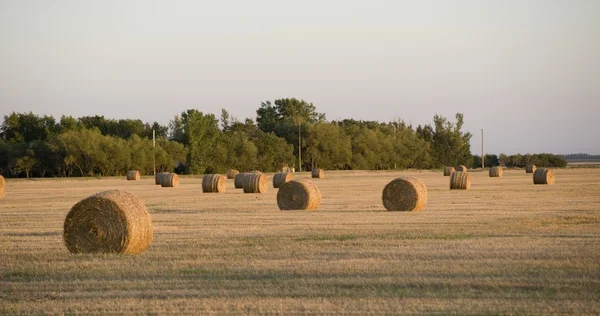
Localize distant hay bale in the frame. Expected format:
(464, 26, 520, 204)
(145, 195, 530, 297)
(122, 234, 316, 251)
(273, 172, 294, 188)
(382, 177, 427, 212)
(155, 172, 167, 185)
(202, 174, 227, 193)
(234, 173, 247, 189)
(226, 169, 239, 179)
(0, 175, 5, 198)
(126, 170, 140, 181)
(450, 171, 471, 190)
(312, 168, 324, 178)
(526, 164, 537, 173)
(277, 179, 321, 210)
(533, 168, 555, 185)
(63, 190, 153, 254)
(489, 166, 503, 177)
(160, 173, 179, 188)
(243, 173, 268, 193)
(455, 165, 468, 172)
(250, 170, 263, 174)
(443, 166, 455, 176)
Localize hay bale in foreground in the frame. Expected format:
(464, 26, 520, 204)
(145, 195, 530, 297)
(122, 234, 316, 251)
(155, 172, 167, 185)
(443, 166, 455, 176)
(0, 175, 5, 198)
(450, 171, 471, 190)
(277, 179, 321, 210)
(526, 164, 537, 173)
(273, 172, 294, 188)
(243, 173, 267, 193)
(202, 174, 226, 193)
(234, 173, 247, 189)
(312, 168, 324, 178)
(63, 190, 153, 254)
(489, 166, 503, 177)
(126, 170, 140, 181)
(161, 173, 179, 187)
(382, 177, 427, 212)
(226, 169, 239, 179)
(455, 165, 468, 172)
(533, 168, 555, 185)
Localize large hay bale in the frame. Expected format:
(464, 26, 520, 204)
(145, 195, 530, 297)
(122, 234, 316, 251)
(0, 175, 5, 198)
(450, 171, 471, 190)
(443, 166, 455, 176)
(489, 166, 503, 177)
(226, 169, 239, 179)
(312, 168, 324, 178)
(202, 174, 227, 193)
(277, 179, 321, 210)
(455, 165, 468, 172)
(126, 170, 140, 181)
(155, 172, 167, 185)
(533, 168, 555, 185)
(161, 173, 179, 187)
(243, 173, 267, 193)
(526, 164, 537, 173)
(63, 190, 153, 254)
(382, 177, 427, 212)
(273, 172, 294, 188)
(234, 173, 247, 189)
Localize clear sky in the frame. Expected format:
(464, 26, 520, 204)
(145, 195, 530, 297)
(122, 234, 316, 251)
(1, 0, 598, 154)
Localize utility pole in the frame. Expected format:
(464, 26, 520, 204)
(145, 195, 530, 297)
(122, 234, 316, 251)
(298, 122, 301, 172)
(153, 129, 156, 176)
(393, 120, 397, 170)
(481, 129, 484, 169)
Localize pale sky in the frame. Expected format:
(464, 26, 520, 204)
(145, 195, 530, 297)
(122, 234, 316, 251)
(1, 0, 598, 154)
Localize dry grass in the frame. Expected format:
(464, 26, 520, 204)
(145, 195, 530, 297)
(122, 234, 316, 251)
(1, 169, 600, 314)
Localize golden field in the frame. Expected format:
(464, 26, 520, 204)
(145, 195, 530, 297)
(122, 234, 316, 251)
(1, 168, 600, 314)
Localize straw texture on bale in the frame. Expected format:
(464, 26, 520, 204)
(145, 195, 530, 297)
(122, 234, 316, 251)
(63, 190, 153, 254)
(443, 166, 455, 176)
(533, 168, 555, 185)
(450, 171, 471, 190)
(243, 173, 268, 193)
(382, 177, 427, 212)
(234, 173, 247, 189)
(526, 164, 537, 173)
(277, 179, 321, 210)
(273, 172, 294, 188)
(161, 173, 179, 187)
(489, 166, 503, 177)
(312, 168, 324, 178)
(226, 169, 239, 179)
(155, 172, 167, 185)
(0, 175, 5, 198)
(455, 165, 468, 172)
(126, 170, 140, 181)
(202, 174, 227, 193)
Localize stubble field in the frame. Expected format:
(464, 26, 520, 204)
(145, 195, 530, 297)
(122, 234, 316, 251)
(1, 168, 600, 314)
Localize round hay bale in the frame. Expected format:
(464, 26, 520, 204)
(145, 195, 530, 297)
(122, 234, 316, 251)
(533, 168, 555, 185)
(243, 173, 267, 193)
(382, 177, 427, 212)
(450, 171, 471, 190)
(234, 173, 247, 189)
(63, 190, 153, 254)
(489, 166, 503, 177)
(161, 173, 179, 187)
(0, 175, 5, 198)
(526, 164, 537, 173)
(126, 170, 140, 181)
(277, 179, 321, 210)
(202, 174, 227, 193)
(311, 168, 324, 178)
(443, 166, 455, 176)
(250, 170, 263, 174)
(454, 165, 468, 172)
(155, 172, 167, 185)
(226, 169, 240, 179)
(273, 172, 294, 188)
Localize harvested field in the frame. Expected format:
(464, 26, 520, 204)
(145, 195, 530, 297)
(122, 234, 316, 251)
(1, 169, 600, 314)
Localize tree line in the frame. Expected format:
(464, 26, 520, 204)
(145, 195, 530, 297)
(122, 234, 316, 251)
(0, 98, 566, 178)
